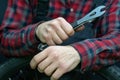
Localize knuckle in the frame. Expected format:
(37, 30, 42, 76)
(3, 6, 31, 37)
(51, 25, 59, 31)
(50, 20, 59, 26)
(57, 17, 65, 21)
(59, 61, 68, 71)
(50, 52, 59, 60)
(49, 22, 59, 31)
(53, 53, 59, 59)
(47, 47, 60, 59)
(46, 27, 53, 33)
(43, 34, 52, 43)
(47, 46, 54, 52)
(46, 47, 55, 55)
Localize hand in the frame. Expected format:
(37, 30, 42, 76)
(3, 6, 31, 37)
(36, 17, 75, 45)
(30, 46, 80, 80)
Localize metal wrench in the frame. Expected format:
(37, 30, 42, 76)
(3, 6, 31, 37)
(38, 5, 106, 51)
(72, 5, 106, 30)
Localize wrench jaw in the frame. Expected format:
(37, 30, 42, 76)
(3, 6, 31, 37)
(98, 5, 106, 11)
(95, 5, 106, 17)
(85, 5, 106, 22)
(72, 5, 106, 30)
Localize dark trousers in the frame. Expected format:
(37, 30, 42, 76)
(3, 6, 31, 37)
(0, 54, 8, 64)
(0, 54, 110, 80)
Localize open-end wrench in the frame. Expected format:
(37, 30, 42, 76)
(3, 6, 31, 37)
(38, 5, 106, 51)
(72, 5, 106, 30)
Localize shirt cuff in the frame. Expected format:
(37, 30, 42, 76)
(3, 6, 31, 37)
(29, 23, 41, 44)
(71, 42, 95, 73)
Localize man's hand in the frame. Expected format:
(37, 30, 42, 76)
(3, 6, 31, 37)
(30, 46, 80, 80)
(36, 17, 75, 45)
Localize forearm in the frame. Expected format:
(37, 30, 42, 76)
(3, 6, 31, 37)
(72, 31, 120, 72)
(72, 0, 120, 72)
(0, 0, 41, 57)
(0, 23, 41, 57)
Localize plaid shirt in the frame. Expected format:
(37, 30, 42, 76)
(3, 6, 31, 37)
(0, 0, 120, 72)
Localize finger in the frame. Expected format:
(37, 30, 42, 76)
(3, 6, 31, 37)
(57, 17, 74, 36)
(45, 35, 55, 45)
(56, 27, 69, 41)
(37, 56, 53, 73)
(49, 23, 69, 41)
(51, 68, 65, 80)
(30, 50, 48, 69)
(46, 27, 63, 44)
(52, 33, 63, 44)
(44, 62, 58, 76)
(44, 28, 56, 45)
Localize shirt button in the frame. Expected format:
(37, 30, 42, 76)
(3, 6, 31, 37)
(70, 8, 74, 12)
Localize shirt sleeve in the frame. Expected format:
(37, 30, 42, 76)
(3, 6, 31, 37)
(0, 0, 41, 57)
(72, 0, 120, 72)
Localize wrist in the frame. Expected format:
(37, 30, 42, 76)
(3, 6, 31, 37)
(35, 25, 40, 41)
(35, 21, 45, 41)
(69, 45, 82, 70)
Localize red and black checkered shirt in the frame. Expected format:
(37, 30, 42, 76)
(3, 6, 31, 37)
(0, 0, 120, 71)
